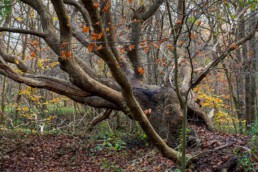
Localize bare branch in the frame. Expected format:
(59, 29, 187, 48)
(0, 49, 28, 72)
(126, 0, 165, 79)
(0, 62, 120, 109)
(20, 0, 60, 54)
(0, 63, 88, 97)
(140, 0, 165, 21)
(63, 0, 92, 25)
(0, 27, 46, 38)
(88, 109, 112, 131)
(192, 20, 258, 88)
(51, 0, 72, 46)
(0, 8, 29, 72)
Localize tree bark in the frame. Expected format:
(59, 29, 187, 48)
(246, 15, 257, 127)
(133, 86, 213, 146)
(0, 76, 6, 125)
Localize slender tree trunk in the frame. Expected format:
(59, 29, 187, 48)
(15, 6, 30, 123)
(245, 15, 256, 129)
(1, 4, 13, 124)
(15, 84, 22, 124)
(234, 5, 246, 132)
(222, 63, 238, 134)
(0, 76, 6, 125)
(246, 15, 257, 127)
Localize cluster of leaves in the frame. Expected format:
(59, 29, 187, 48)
(194, 82, 244, 131)
(176, 127, 191, 151)
(9, 86, 69, 132)
(0, 0, 11, 17)
(236, 125, 258, 171)
(90, 122, 148, 152)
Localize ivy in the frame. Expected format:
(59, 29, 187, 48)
(0, 0, 11, 17)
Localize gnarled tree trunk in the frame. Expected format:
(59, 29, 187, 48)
(134, 86, 213, 147)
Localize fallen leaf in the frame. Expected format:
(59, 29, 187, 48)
(82, 26, 90, 33)
(137, 67, 144, 75)
(96, 45, 103, 51)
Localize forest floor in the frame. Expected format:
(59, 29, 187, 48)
(0, 125, 255, 172)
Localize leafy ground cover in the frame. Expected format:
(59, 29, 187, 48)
(0, 125, 256, 172)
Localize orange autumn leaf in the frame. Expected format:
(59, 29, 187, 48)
(140, 41, 146, 46)
(150, 42, 160, 49)
(93, 2, 100, 8)
(208, 8, 216, 12)
(144, 46, 150, 53)
(119, 32, 124, 36)
(158, 38, 168, 44)
(144, 108, 152, 116)
(87, 44, 94, 53)
(120, 48, 126, 54)
(178, 41, 185, 45)
(162, 58, 166, 67)
(167, 45, 173, 50)
(196, 21, 202, 26)
(189, 33, 198, 39)
(176, 20, 183, 25)
(60, 42, 68, 48)
(102, 1, 111, 12)
(129, 44, 135, 51)
(105, 27, 110, 32)
(61, 51, 66, 59)
(115, 61, 121, 68)
(91, 33, 98, 40)
(30, 40, 39, 47)
(67, 51, 72, 59)
(82, 26, 90, 33)
(97, 32, 104, 39)
(133, 19, 141, 23)
(229, 43, 238, 50)
(96, 45, 103, 51)
(248, 51, 253, 57)
(31, 52, 36, 57)
(128, 0, 134, 4)
(197, 50, 201, 56)
(137, 67, 144, 75)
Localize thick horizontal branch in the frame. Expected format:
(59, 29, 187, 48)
(0, 62, 120, 110)
(0, 63, 89, 97)
(0, 27, 46, 38)
(0, 51, 28, 72)
(0, 39, 28, 72)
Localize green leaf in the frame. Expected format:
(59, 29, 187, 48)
(231, 14, 237, 19)
(250, 3, 256, 11)
(187, 17, 196, 23)
(224, 2, 230, 8)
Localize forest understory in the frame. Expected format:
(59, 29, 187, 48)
(0, 124, 255, 172)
